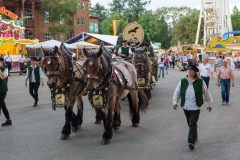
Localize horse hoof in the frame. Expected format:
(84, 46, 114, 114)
(72, 125, 81, 132)
(132, 123, 139, 127)
(60, 134, 69, 140)
(113, 126, 120, 131)
(101, 138, 111, 145)
(95, 120, 102, 124)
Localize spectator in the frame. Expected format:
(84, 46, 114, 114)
(217, 59, 234, 105)
(0, 57, 12, 126)
(198, 58, 213, 88)
(164, 54, 169, 74)
(4, 51, 12, 76)
(18, 51, 26, 75)
(214, 54, 222, 73)
(158, 54, 165, 78)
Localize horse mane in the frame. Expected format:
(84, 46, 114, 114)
(101, 44, 112, 64)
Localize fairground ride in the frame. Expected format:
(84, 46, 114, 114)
(195, 0, 233, 46)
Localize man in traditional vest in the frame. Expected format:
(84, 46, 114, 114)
(0, 57, 12, 126)
(25, 57, 44, 107)
(172, 64, 213, 150)
(118, 40, 133, 58)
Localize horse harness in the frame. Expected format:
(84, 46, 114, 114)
(43, 47, 85, 110)
(84, 56, 136, 108)
(133, 50, 150, 87)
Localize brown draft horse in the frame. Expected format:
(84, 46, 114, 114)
(42, 44, 102, 140)
(83, 43, 148, 145)
(133, 48, 152, 100)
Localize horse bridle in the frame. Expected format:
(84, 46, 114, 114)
(133, 52, 148, 76)
(43, 56, 61, 76)
(84, 57, 104, 82)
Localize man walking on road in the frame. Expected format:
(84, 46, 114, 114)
(172, 64, 213, 150)
(198, 58, 213, 88)
(25, 57, 44, 107)
(217, 59, 234, 105)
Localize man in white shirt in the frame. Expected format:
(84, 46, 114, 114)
(25, 57, 44, 107)
(198, 58, 213, 88)
(118, 40, 133, 58)
(4, 51, 12, 76)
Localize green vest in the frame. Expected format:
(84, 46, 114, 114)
(180, 78, 203, 107)
(121, 47, 130, 56)
(28, 65, 40, 84)
(0, 67, 8, 94)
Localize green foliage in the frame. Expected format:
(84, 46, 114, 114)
(138, 11, 171, 49)
(108, 0, 125, 16)
(90, 2, 109, 33)
(100, 13, 128, 35)
(155, 6, 197, 27)
(90, 2, 109, 22)
(40, 0, 79, 36)
(123, 0, 151, 22)
(171, 10, 203, 45)
(231, 5, 240, 31)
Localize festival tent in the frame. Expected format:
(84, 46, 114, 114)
(71, 41, 99, 48)
(26, 40, 76, 49)
(65, 32, 118, 46)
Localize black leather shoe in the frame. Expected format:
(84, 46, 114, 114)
(188, 143, 195, 150)
(2, 119, 12, 126)
(33, 102, 38, 107)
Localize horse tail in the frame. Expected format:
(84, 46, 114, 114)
(145, 89, 152, 100)
(127, 93, 134, 118)
(138, 90, 149, 112)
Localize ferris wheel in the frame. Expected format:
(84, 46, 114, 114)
(195, 0, 233, 46)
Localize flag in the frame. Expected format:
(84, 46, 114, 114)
(112, 20, 120, 36)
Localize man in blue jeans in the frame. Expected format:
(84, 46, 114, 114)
(217, 59, 235, 105)
(158, 55, 165, 78)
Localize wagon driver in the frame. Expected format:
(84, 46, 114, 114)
(118, 40, 133, 58)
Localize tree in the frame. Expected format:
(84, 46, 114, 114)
(155, 6, 196, 27)
(231, 5, 240, 31)
(40, 0, 79, 37)
(171, 10, 204, 45)
(100, 13, 128, 35)
(123, 0, 151, 22)
(108, 0, 125, 16)
(90, 2, 109, 33)
(138, 11, 171, 48)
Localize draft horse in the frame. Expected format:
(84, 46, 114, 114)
(133, 48, 152, 100)
(83, 44, 148, 145)
(42, 43, 95, 140)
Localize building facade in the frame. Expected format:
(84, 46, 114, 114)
(1, 0, 96, 42)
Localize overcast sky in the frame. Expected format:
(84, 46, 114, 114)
(90, 0, 240, 12)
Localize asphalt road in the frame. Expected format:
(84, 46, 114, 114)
(1, 68, 240, 160)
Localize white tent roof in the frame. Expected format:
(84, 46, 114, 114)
(26, 40, 76, 49)
(65, 32, 118, 46)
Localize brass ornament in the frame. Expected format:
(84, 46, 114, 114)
(138, 78, 146, 85)
(92, 95, 104, 108)
(55, 94, 65, 107)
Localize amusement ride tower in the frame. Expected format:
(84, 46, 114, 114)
(195, 0, 233, 46)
